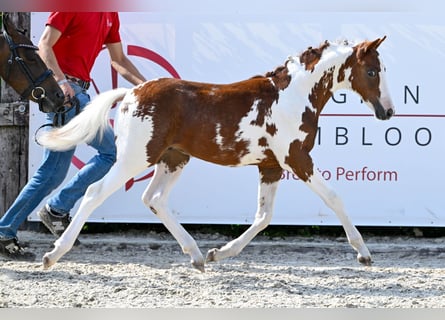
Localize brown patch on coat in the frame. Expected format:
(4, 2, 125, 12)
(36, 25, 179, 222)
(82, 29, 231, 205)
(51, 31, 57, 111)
(266, 123, 277, 136)
(284, 66, 335, 181)
(296, 68, 335, 154)
(258, 137, 268, 147)
(309, 68, 335, 111)
(298, 106, 318, 152)
(299, 41, 330, 72)
(259, 166, 283, 184)
(131, 77, 280, 167)
(249, 96, 276, 128)
(284, 140, 314, 182)
(159, 148, 190, 173)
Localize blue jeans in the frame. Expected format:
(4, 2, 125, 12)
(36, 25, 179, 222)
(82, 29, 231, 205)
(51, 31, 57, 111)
(0, 83, 116, 239)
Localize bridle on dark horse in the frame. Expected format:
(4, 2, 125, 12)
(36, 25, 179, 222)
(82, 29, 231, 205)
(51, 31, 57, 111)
(3, 28, 53, 110)
(3, 27, 80, 125)
(3, 27, 81, 146)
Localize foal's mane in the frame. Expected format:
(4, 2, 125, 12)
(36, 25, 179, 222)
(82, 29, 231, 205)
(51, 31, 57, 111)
(299, 40, 331, 72)
(250, 65, 291, 91)
(253, 39, 356, 90)
(263, 65, 291, 90)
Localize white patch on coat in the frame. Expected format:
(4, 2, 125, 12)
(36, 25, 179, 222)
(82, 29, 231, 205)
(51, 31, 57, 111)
(115, 89, 155, 165)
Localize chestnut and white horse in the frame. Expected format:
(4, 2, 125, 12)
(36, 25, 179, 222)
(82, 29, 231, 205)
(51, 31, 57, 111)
(38, 36, 394, 271)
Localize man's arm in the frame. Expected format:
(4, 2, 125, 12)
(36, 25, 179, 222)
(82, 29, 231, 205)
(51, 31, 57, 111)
(106, 42, 146, 86)
(38, 25, 74, 98)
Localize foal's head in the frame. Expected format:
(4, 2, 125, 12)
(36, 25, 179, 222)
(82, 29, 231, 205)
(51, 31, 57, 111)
(0, 13, 64, 112)
(347, 36, 395, 120)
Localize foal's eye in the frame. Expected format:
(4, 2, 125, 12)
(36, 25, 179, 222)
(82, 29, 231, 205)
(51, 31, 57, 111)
(367, 70, 377, 77)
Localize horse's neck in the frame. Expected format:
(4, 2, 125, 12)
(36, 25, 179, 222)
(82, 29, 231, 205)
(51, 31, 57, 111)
(287, 45, 353, 113)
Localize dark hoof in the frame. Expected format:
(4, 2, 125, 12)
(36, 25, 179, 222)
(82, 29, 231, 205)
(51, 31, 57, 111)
(192, 261, 205, 273)
(206, 248, 218, 263)
(42, 254, 52, 270)
(358, 255, 372, 266)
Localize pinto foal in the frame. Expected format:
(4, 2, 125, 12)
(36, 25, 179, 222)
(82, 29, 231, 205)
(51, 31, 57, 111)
(39, 37, 394, 271)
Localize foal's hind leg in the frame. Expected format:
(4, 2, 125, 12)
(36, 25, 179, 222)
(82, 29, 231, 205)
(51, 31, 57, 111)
(304, 170, 372, 265)
(142, 152, 205, 272)
(206, 167, 282, 263)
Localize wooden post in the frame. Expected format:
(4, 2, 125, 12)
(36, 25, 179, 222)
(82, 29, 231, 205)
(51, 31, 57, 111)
(0, 12, 31, 216)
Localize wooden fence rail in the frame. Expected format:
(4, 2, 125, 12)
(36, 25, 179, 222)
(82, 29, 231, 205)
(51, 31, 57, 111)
(0, 12, 30, 216)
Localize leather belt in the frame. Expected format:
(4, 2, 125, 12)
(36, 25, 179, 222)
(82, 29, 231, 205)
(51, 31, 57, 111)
(65, 74, 90, 90)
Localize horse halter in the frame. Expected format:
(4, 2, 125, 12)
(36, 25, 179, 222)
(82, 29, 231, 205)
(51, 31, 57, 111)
(3, 28, 54, 111)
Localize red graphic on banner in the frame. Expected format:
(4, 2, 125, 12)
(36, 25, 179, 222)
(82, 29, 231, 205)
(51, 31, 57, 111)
(70, 45, 181, 191)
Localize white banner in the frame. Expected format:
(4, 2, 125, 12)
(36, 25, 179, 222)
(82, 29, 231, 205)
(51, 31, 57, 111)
(28, 7, 445, 226)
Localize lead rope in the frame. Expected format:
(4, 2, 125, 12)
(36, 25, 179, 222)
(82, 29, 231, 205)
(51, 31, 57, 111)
(34, 96, 80, 146)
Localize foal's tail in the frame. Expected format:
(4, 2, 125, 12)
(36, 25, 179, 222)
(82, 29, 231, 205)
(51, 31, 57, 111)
(37, 88, 130, 151)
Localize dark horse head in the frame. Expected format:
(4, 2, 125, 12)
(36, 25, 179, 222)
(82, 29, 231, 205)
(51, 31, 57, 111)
(0, 13, 64, 113)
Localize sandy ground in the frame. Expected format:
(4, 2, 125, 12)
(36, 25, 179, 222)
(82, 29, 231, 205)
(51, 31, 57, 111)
(1, 230, 445, 308)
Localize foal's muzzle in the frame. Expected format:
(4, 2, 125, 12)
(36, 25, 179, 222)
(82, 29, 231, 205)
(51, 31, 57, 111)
(374, 99, 395, 121)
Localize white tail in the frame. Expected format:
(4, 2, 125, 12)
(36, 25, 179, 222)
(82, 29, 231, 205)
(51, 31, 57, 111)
(38, 88, 129, 151)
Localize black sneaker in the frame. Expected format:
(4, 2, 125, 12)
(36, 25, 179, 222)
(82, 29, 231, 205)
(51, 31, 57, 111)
(0, 237, 36, 261)
(37, 204, 70, 236)
(37, 205, 81, 246)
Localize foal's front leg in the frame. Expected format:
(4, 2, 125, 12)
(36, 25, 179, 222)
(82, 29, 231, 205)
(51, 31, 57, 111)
(304, 169, 372, 265)
(206, 167, 282, 263)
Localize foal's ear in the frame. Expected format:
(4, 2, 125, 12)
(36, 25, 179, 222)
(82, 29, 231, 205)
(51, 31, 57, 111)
(356, 36, 387, 61)
(362, 36, 387, 53)
(368, 36, 386, 51)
